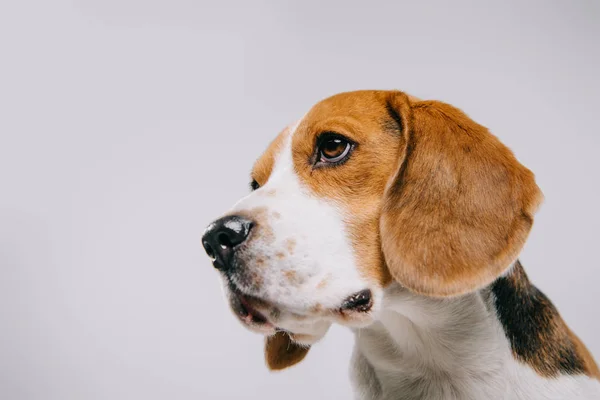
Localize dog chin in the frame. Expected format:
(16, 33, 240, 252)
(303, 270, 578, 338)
(223, 286, 328, 342)
(224, 281, 382, 343)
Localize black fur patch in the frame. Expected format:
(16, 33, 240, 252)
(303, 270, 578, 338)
(491, 261, 586, 377)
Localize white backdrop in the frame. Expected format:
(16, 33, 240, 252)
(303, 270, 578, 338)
(1, 1, 599, 399)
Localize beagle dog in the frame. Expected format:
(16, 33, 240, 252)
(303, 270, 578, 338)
(202, 90, 600, 399)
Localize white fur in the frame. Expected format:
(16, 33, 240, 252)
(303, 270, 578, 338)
(351, 284, 600, 399)
(223, 123, 382, 342)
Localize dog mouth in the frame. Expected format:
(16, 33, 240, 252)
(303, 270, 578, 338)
(227, 283, 276, 333)
(227, 279, 375, 333)
(237, 293, 270, 325)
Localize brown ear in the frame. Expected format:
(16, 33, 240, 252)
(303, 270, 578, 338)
(264, 331, 310, 371)
(380, 93, 543, 297)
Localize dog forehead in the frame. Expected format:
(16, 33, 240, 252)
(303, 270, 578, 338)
(299, 91, 395, 134)
(301, 89, 420, 122)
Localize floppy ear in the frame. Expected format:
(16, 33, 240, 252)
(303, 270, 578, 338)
(264, 331, 310, 371)
(380, 93, 543, 297)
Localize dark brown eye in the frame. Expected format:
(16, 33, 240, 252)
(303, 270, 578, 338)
(250, 179, 260, 191)
(319, 136, 352, 163)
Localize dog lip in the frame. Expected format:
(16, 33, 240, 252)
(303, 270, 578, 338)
(228, 283, 274, 329)
(237, 294, 269, 325)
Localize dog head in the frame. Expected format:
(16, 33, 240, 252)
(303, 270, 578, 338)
(201, 90, 542, 370)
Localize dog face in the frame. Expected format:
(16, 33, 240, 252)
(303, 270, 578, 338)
(202, 90, 542, 370)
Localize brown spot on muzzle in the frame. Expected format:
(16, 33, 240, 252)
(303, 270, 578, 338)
(316, 277, 329, 290)
(284, 270, 297, 281)
(311, 303, 323, 313)
(285, 238, 296, 254)
(283, 269, 305, 285)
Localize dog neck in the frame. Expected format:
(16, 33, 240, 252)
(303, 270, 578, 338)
(349, 266, 600, 400)
(351, 283, 510, 399)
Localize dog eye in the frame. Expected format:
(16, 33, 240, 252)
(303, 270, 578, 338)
(319, 136, 352, 163)
(250, 179, 260, 191)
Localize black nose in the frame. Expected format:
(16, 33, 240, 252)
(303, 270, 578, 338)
(202, 215, 254, 271)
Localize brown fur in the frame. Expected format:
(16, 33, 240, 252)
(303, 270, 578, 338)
(381, 94, 543, 297)
(248, 90, 596, 376)
(287, 90, 543, 296)
(251, 126, 289, 188)
(265, 331, 310, 371)
(569, 327, 600, 380)
(291, 91, 404, 287)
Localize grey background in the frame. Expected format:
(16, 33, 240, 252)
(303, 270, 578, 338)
(1, 1, 599, 399)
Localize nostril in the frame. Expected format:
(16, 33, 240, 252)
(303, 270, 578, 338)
(203, 241, 216, 260)
(217, 232, 233, 248)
